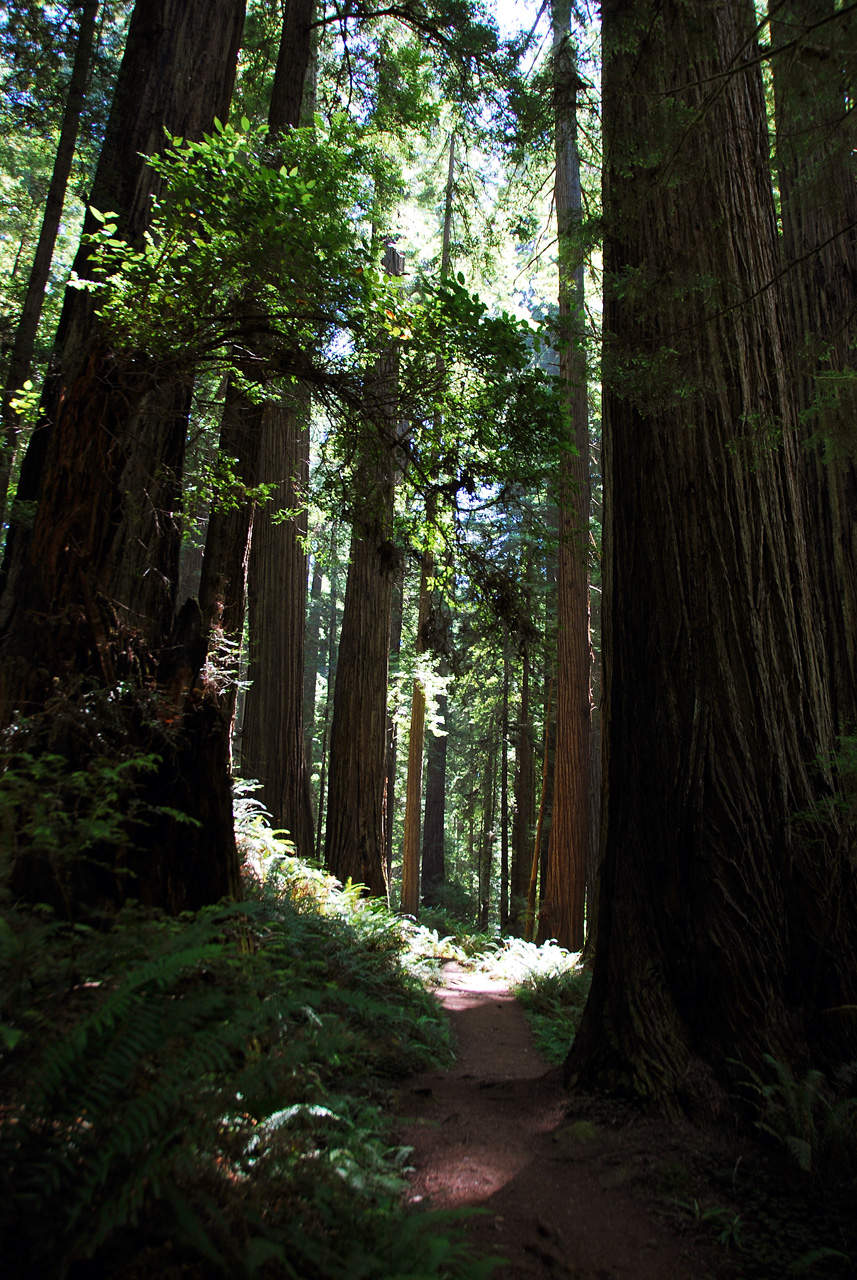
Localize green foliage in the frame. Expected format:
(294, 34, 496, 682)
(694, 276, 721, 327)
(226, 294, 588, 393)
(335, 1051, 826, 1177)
(473, 937, 591, 1064)
(741, 1053, 857, 1181)
(0, 806, 501, 1280)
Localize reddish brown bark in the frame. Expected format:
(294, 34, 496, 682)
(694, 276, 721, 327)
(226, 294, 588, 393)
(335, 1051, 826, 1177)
(241, 397, 314, 857)
(0, 0, 245, 914)
(566, 0, 856, 1114)
(324, 245, 404, 896)
(772, 0, 857, 735)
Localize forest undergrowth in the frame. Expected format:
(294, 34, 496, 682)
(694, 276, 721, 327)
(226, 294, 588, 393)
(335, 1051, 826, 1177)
(2, 771, 856, 1280)
(0, 783, 499, 1280)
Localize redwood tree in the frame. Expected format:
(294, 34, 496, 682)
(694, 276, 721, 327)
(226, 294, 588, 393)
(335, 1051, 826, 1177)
(537, 0, 590, 951)
(0, 0, 245, 912)
(772, 0, 857, 736)
(323, 245, 404, 897)
(566, 0, 857, 1114)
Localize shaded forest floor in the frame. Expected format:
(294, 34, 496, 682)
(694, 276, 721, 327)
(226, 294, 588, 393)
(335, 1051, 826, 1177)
(395, 964, 857, 1280)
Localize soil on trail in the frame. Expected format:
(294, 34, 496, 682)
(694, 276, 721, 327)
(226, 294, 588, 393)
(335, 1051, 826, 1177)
(395, 962, 720, 1280)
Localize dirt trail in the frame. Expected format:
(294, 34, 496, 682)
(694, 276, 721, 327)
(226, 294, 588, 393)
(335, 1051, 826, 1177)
(395, 962, 715, 1280)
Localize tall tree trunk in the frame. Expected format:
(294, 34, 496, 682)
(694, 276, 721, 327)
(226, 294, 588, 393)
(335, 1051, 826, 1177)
(510, 638, 535, 933)
(400, 136, 455, 914)
(315, 547, 340, 861)
(421, 687, 448, 906)
(303, 538, 327, 780)
(400, 547, 432, 915)
(1, 0, 244, 653)
(236, 0, 316, 848)
(0, 0, 245, 913)
(385, 562, 405, 884)
(477, 722, 498, 931)
(566, 0, 855, 1116)
(500, 638, 510, 930)
(538, 0, 590, 951)
(0, 0, 99, 519)
(240, 396, 314, 855)
(772, 0, 857, 735)
(324, 245, 404, 896)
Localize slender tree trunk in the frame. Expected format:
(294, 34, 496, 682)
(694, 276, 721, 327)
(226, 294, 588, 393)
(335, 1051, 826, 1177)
(400, 136, 455, 913)
(324, 245, 404, 896)
(510, 638, 535, 933)
(567, 0, 854, 1116)
(421, 687, 448, 905)
(500, 639, 510, 931)
(315, 549, 340, 861)
(538, 0, 590, 951)
(241, 396, 314, 855)
(385, 562, 405, 884)
(478, 722, 498, 930)
(0, 0, 99, 519)
(525, 675, 552, 943)
(303, 539, 327, 778)
(400, 547, 432, 915)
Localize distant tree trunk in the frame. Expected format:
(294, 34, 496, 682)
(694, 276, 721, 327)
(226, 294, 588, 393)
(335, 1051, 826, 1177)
(303, 540, 327, 779)
(566, 0, 856, 1116)
(477, 722, 498, 930)
(500, 639, 510, 930)
(199, 0, 315, 799)
(198, 382, 260, 736)
(525, 674, 552, 943)
(401, 137, 455, 912)
(315, 549, 340, 861)
(421, 687, 448, 905)
(0, 0, 245, 913)
(385, 562, 405, 883)
(0, 0, 99, 518)
(538, 0, 590, 951)
(772, 0, 857, 735)
(241, 395, 314, 855)
(401, 534, 434, 916)
(324, 245, 404, 896)
(510, 638, 535, 933)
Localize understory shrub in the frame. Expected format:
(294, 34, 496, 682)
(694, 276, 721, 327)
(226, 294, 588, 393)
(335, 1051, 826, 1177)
(0, 804, 497, 1280)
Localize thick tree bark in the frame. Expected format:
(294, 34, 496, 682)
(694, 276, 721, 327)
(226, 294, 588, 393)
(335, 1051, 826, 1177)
(0, 0, 99, 519)
(1, 0, 244, 652)
(566, 0, 855, 1116)
(772, 0, 857, 735)
(324, 244, 404, 896)
(240, 397, 314, 856)
(538, 0, 590, 951)
(0, 0, 245, 913)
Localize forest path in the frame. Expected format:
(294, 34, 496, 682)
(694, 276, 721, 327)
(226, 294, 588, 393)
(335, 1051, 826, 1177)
(394, 962, 716, 1280)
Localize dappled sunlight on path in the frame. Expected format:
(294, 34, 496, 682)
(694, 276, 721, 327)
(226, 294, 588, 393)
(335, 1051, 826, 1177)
(394, 961, 715, 1279)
